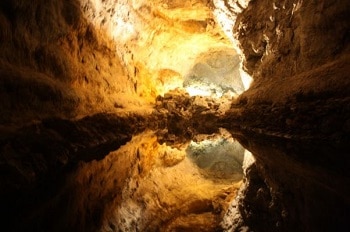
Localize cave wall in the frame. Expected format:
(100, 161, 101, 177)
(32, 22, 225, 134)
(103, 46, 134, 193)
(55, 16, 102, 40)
(220, 1, 350, 231)
(0, 0, 349, 231)
(0, 0, 242, 126)
(232, 0, 350, 103)
(221, 0, 350, 139)
(80, 0, 236, 99)
(224, 133, 350, 232)
(0, 0, 140, 125)
(213, 0, 350, 104)
(235, 0, 350, 79)
(1, 0, 348, 131)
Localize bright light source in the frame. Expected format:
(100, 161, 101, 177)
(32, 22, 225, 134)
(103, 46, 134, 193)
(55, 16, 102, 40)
(185, 86, 213, 97)
(240, 69, 253, 90)
(111, 4, 137, 42)
(243, 149, 255, 172)
(185, 82, 224, 98)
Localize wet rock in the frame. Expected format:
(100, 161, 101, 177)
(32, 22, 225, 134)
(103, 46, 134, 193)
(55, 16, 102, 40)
(0, 113, 143, 231)
(230, 134, 350, 232)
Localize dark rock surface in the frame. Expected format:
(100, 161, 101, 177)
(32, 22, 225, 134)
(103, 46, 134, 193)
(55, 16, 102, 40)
(0, 0, 349, 231)
(232, 132, 350, 232)
(0, 113, 145, 231)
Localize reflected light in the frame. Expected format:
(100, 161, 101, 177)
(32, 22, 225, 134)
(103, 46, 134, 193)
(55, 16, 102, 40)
(186, 137, 245, 181)
(189, 138, 222, 149)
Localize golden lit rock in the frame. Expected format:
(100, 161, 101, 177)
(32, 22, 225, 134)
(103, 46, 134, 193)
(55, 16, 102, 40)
(0, 0, 349, 231)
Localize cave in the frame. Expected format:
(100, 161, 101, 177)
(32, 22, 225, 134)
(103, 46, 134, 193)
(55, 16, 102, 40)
(0, 0, 349, 231)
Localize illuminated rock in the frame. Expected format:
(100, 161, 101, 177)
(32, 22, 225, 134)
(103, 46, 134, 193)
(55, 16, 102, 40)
(0, 0, 349, 231)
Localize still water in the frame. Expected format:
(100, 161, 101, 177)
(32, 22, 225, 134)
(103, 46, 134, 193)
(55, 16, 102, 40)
(8, 127, 348, 232)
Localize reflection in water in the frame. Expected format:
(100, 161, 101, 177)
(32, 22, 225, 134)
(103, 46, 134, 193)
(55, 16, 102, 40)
(28, 128, 349, 232)
(98, 129, 246, 231)
(186, 138, 244, 181)
(223, 131, 350, 232)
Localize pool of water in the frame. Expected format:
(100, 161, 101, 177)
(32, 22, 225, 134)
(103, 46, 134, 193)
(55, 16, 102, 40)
(2, 124, 349, 232)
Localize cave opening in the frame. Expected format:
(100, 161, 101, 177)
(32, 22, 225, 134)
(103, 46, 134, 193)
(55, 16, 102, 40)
(183, 48, 247, 98)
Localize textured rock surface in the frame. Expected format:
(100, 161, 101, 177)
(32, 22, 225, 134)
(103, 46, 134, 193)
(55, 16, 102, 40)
(0, 0, 145, 125)
(0, 113, 146, 231)
(220, 0, 350, 231)
(227, 133, 350, 232)
(97, 131, 242, 232)
(223, 0, 350, 140)
(79, 0, 237, 100)
(235, 0, 350, 79)
(0, 0, 349, 231)
(184, 49, 244, 97)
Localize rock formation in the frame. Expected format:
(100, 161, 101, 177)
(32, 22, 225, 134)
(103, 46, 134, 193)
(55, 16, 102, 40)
(0, 0, 349, 231)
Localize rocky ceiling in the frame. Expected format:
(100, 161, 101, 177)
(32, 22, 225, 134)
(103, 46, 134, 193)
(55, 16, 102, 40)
(0, 0, 349, 231)
(0, 0, 254, 125)
(80, 0, 251, 100)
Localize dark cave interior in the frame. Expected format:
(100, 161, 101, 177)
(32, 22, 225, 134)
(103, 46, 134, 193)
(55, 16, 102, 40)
(0, 0, 349, 231)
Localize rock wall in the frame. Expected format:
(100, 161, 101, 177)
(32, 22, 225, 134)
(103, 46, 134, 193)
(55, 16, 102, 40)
(0, 0, 140, 126)
(232, 0, 350, 102)
(220, 1, 350, 231)
(79, 0, 236, 99)
(223, 0, 350, 139)
(0, 0, 349, 231)
(0, 112, 148, 231)
(0, 0, 242, 126)
(235, 0, 350, 79)
(226, 133, 350, 232)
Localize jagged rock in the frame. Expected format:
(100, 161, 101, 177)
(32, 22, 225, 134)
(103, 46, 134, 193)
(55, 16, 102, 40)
(0, 0, 349, 231)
